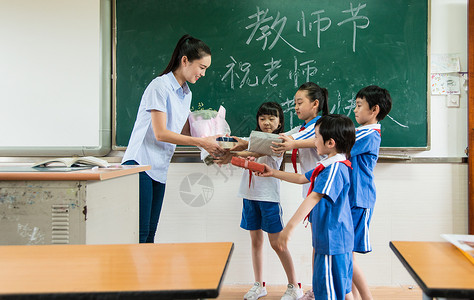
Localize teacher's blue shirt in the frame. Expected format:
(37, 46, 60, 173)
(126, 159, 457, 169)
(122, 72, 192, 183)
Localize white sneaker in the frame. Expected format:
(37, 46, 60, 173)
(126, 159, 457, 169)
(281, 283, 304, 300)
(300, 289, 315, 300)
(244, 282, 267, 300)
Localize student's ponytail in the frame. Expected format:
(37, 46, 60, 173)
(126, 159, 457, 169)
(320, 87, 329, 116)
(298, 82, 329, 116)
(160, 34, 211, 76)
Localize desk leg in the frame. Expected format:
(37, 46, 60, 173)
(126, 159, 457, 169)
(423, 294, 451, 300)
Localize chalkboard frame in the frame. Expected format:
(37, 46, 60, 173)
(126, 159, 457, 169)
(112, 0, 430, 152)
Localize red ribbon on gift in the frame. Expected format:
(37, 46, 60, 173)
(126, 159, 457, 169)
(231, 157, 265, 188)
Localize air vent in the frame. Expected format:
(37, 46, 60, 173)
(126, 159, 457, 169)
(51, 204, 70, 244)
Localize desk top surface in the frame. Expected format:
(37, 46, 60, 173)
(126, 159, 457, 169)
(0, 242, 233, 299)
(0, 164, 150, 181)
(390, 241, 474, 298)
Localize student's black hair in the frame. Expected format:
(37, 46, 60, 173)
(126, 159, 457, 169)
(355, 85, 392, 121)
(298, 82, 329, 116)
(255, 102, 285, 134)
(160, 34, 211, 76)
(315, 114, 355, 159)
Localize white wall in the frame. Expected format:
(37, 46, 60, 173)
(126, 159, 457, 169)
(403, 0, 468, 158)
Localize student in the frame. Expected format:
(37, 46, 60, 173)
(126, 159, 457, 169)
(272, 82, 329, 197)
(349, 86, 392, 300)
(257, 114, 356, 300)
(271, 82, 329, 300)
(218, 102, 303, 300)
(122, 34, 224, 243)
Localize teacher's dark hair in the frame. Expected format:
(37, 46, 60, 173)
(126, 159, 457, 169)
(160, 34, 211, 75)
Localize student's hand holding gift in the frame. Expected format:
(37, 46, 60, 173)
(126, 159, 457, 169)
(228, 136, 249, 152)
(214, 151, 233, 166)
(254, 163, 275, 177)
(271, 134, 295, 155)
(231, 156, 265, 173)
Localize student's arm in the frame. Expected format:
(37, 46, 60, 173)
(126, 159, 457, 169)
(234, 151, 264, 158)
(213, 151, 233, 165)
(229, 136, 249, 151)
(256, 163, 309, 184)
(214, 150, 264, 165)
(276, 192, 323, 251)
(151, 110, 224, 157)
(271, 134, 316, 155)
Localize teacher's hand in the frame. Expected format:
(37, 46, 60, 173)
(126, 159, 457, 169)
(199, 135, 225, 158)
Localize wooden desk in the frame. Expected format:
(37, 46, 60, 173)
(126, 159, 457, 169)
(0, 242, 233, 299)
(390, 241, 474, 300)
(0, 165, 149, 245)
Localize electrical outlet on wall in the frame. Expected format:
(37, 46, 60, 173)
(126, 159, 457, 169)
(446, 94, 460, 108)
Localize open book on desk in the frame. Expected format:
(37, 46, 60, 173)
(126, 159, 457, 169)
(441, 234, 474, 265)
(32, 156, 111, 168)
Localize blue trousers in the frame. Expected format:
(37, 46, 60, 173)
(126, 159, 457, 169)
(123, 160, 165, 243)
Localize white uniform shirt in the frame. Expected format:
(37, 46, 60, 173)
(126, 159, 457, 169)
(287, 116, 326, 198)
(237, 155, 283, 203)
(122, 72, 191, 183)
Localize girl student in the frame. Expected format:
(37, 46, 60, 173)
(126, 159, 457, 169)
(122, 34, 225, 243)
(271, 82, 329, 300)
(272, 82, 329, 197)
(217, 102, 303, 300)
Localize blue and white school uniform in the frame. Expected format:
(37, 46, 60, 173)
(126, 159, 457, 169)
(122, 71, 192, 243)
(287, 116, 326, 198)
(304, 154, 354, 300)
(238, 155, 284, 234)
(349, 123, 381, 253)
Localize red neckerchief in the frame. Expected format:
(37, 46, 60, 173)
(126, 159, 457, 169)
(239, 159, 253, 188)
(248, 169, 252, 188)
(303, 159, 352, 225)
(291, 126, 305, 173)
(357, 125, 381, 135)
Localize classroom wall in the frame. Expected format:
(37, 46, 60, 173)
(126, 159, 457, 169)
(410, 0, 468, 158)
(0, 0, 469, 288)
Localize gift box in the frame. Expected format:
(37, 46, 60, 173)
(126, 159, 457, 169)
(248, 130, 282, 156)
(231, 157, 265, 173)
(216, 136, 238, 149)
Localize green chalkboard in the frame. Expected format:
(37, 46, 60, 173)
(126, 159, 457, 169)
(115, 0, 428, 148)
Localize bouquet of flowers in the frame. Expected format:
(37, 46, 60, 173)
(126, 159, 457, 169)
(188, 105, 231, 164)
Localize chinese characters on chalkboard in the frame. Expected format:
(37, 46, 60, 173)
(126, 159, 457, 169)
(221, 3, 372, 127)
(220, 3, 405, 129)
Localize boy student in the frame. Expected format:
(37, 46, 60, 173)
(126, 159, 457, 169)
(257, 114, 356, 300)
(349, 86, 392, 300)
